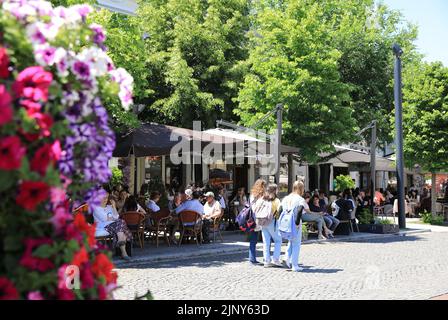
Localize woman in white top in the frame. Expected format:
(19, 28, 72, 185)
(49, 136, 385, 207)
(92, 190, 133, 260)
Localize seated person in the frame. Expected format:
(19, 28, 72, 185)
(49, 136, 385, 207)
(318, 190, 329, 207)
(122, 195, 146, 214)
(175, 191, 205, 242)
(92, 190, 132, 260)
(116, 189, 130, 214)
(309, 195, 340, 232)
(167, 193, 182, 245)
(302, 194, 333, 239)
(168, 192, 182, 213)
(146, 191, 161, 213)
(202, 191, 222, 242)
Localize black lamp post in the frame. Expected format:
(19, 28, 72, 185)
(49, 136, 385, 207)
(393, 44, 406, 229)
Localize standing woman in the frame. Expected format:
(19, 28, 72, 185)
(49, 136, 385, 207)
(248, 179, 266, 265)
(261, 184, 283, 267)
(281, 180, 306, 272)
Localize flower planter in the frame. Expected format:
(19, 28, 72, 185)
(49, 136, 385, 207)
(358, 224, 400, 234)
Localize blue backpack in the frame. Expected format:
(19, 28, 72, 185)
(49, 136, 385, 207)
(236, 199, 257, 232)
(278, 200, 304, 240)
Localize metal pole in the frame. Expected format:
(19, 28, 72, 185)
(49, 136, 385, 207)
(393, 44, 406, 229)
(370, 120, 376, 215)
(275, 104, 283, 184)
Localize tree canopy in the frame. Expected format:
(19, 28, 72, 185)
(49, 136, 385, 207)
(50, 0, 444, 165)
(402, 62, 448, 172)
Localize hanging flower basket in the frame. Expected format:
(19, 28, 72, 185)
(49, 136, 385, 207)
(0, 0, 134, 300)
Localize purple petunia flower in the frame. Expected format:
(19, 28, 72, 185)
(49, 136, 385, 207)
(72, 61, 91, 80)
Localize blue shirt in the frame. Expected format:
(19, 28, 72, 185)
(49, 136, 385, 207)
(175, 199, 204, 215)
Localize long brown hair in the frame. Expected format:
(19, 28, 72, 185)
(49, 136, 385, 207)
(250, 179, 266, 199)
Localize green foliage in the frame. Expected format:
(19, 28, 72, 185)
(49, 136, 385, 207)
(358, 208, 374, 225)
(377, 218, 393, 225)
(402, 62, 448, 173)
(110, 167, 124, 187)
(421, 211, 445, 225)
(236, 0, 356, 162)
(302, 224, 308, 238)
(334, 175, 355, 192)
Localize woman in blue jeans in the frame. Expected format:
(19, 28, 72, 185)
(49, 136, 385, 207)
(282, 180, 306, 272)
(248, 179, 266, 264)
(260, 184, 283, 267)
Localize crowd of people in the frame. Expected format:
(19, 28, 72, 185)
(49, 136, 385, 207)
(85, 177, 435, 263)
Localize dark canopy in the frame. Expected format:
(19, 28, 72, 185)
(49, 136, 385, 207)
(113, 122, 239, 157)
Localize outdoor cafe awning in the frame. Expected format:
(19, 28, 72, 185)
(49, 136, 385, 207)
(113, 122, 237, 157)
(203, 128, 300, 154)
(114, 123, 300, 158)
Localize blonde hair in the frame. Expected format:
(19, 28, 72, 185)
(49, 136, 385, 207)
(250, 179, 266, 198)
(292, 180, 305, 196)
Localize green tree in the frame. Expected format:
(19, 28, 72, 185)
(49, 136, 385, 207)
(328, 0, 419, 147)
(135, 0, 251, 129)
(402, 62, 448, 215)
(235, 0, 356, 163)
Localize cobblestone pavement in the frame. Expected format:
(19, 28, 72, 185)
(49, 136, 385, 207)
(113, 232, 448, 300)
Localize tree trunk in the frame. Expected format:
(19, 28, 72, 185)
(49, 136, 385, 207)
(431, 172, 437, 217)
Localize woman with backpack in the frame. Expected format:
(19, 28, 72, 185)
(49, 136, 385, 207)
(247, 179, 266, 265)
(278, 180, 306, 272)
(260, 184, 283, 268)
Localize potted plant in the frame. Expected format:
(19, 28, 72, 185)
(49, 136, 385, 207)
(301, 224, 309, 241)
(357, 208, 399, 234)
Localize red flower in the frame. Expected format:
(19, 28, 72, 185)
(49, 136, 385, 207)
(20, 238, 55, 272)
(0, 277, 19, 300)
(0, 136, 26, 170)
(29, 112, 53, 137)
(30, 141, 61, 176)
(80, 264, 95, 290)
(12, 66, 53, 102)
(71, 247, 89, 267)
(0, 85, 13, 125)
(74, 213, 96, 247)
(16, 181, 50, 211)
(20, 99, 42, 114)
(57, 288, 75, 300)
(97, 284, 107, 300)
(0, 47, 10, 78)
(91, 253, 116, 283)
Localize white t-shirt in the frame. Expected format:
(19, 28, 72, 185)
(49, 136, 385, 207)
(92, 205, 119, 230)
(204, 200, 222, 218)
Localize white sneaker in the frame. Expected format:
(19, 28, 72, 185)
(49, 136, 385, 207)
(318, 235, 327, 240)
(272, 260, 283, 267)
(264, 262, 273, 268)
(292, 267, 304, 272)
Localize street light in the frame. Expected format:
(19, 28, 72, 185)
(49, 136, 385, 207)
(393, 43, 406, 229)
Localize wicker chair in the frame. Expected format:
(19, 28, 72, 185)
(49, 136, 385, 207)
(121, 211, 146, 248)
(178, 210, 203, 246)
(209, 214, 224, 242)
(146, 209, 171, 247)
